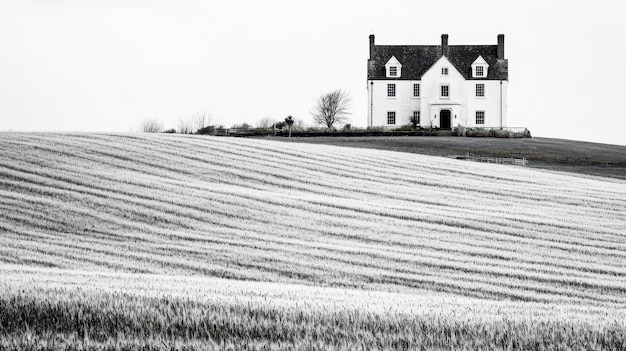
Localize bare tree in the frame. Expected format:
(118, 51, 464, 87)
(256, 116, 275, 129)
(177, 117, 193, 134)
(192, 111, 212, 132)
(293, 118, 306, 131)
(311, 89, 352, 129)
(139, 117, 163, 133)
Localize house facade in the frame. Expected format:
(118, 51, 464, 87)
(367, 34, 508, 129)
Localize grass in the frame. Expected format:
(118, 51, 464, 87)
(1, 132, 625, 350)
(262, 135, 626, 179)
(2, 268, 625, 351)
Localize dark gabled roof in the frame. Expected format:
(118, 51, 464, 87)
(368, 41, 508, 81)
(368, 45, 440, 80)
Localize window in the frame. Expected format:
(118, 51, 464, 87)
(387, 111, 396, 125)
(476, 111, 485, 125)
(387, 83, 396, 97)
(471, 56, 489, 78)
(476, 66, 484, 77)
(442, 67, 449, 75)
(476, 84, 485, 97)
(441, 85, 449, 98)
(412, 110, 420, 125)
(385, 56, 402, 77)
(413, 83, 420, 97)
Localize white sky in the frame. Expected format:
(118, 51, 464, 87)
(1, 0, 625, 146)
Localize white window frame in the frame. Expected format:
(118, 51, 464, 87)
(387, 111, 396, 125)
(441, 67, 449, 76)
(476, 111, 485, 125)
(476, 83, 485, 97)
(387, 83, 396, 97)
(389, 67, 397, 77)
(440, 84, 450, 98)
(413, 83, 420, 98)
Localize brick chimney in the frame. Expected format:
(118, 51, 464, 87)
(441, 34, 449, 57)
(497, 34, 505, 59)
(369, 34, 375, 60)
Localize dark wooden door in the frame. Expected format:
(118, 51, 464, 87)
(440, 110, 451, 129)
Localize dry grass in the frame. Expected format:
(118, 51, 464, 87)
(2, 268, 625, 351)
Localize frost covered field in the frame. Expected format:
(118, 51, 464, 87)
(1, 132, 626, 350)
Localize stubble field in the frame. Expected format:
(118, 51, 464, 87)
(1, 132, 625, 350)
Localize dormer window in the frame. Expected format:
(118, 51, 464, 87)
(385, 56, 402, 78)
(475, 66, 484, 77)
(471, 55, 489, 78)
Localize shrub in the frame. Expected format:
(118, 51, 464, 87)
(451, 127, 465, 136)
(162, 128, 176, 134)
(409, 115, 419, 129)
(139, 118, 163, 133)
(231, 123, 252, 131)
(367, 126, 385, 133)
(393, 125, 414, 132)
(512, 128, 532, 138)
(493, 129, 511, 138)
(196, 126, 215, 135)
(465, 128, 492, 137)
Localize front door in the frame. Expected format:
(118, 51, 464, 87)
(440, 110, 451, 129)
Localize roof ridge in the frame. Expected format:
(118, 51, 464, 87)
(368, 41, 507, 80)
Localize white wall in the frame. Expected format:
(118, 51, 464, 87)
(367, 80, 420, 127)
(465, 80, 507, 128)
(421, 56, 467, 128)
(501, 80, 508, 127)
(368, 56, 508, 129)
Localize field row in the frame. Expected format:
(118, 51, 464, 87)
(1, 133, 625, 305)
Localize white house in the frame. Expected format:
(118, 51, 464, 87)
(367, 34, 508, 129)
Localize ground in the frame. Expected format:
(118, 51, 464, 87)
(261, 136, 626, 179)
(1, 133, 625, 350)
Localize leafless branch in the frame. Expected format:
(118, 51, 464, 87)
(139, 117, 163, 133)
(256, 117, 276, 129)
(192, 111, 213, 132)
(311, 89, 352, 129)
(177, 117, 193, 134)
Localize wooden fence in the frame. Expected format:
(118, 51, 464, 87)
(449, 154, 528, 167)
(211, 128, 275, 137)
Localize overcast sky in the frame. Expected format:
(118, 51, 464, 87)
(1, 0, 625, 146)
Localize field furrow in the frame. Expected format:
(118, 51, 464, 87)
(1, 132, 625, 308)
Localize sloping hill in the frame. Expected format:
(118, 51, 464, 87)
(1, 132, 625, 306)
(269, 135, 626, 179)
